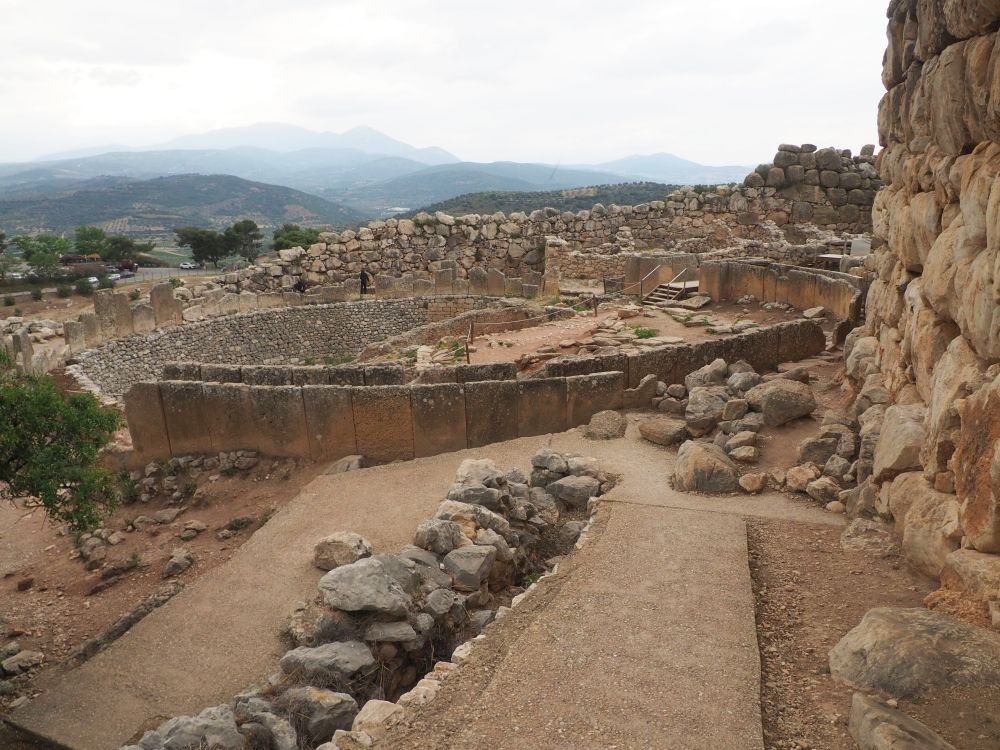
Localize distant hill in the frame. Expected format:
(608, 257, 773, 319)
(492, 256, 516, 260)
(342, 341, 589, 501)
(414, 182, 677, 217)
(588, 153, 750, 185)
(0, 173, 366, 240)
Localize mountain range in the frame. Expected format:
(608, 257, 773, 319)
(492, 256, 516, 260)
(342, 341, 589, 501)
(0, 124, 752, 238)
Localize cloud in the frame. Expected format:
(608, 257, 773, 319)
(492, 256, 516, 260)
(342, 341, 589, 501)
(0, 0, 888, 164)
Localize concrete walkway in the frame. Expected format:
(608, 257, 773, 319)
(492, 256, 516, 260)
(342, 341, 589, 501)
(9, 422, 838, 749)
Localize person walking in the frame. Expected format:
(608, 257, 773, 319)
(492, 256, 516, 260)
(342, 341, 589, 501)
(359, 270, 370, 296)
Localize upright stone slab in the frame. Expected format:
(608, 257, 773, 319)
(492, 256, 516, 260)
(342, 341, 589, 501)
(567, 372, 626, 427)
(131, 304, 155, 334)
(517, 378, 568, 437)
(111, 293, 134, 336)
(469, 268, 488, 296)
(434, 269, 454, 296)
(464, 380, 518, 448)
(200, 364, 243, 383)
(220, 294, 241, 316)
(258, 293, 285, 309)
(92, 290, 118, 339)
(150, 283, 183, 327)
(291, 367, 330, 386)
(80, 313, 101, 347)
(453, 278, 470, 295)
(352, 386, 414, 464)
(413, 279, 434, 297)
(242, 366, 293, 386)
(13, 331, 33, 370)
(326, 366, 365, 386)
(202, 383, 255, 454)
(302, 386, 357, 461)
(375, 276, 394, 300)
(159, 381, 213, 455)
(487, 269, 507, 297)
(64, 321, 86, 355)
(249, 386, 311, 458)
(124, 382, 171, 464)
(161, 362, 201, 380)
(455, 363, 518, 382)
(505, 278, 524, 298)
(522, 284, 539, 299)
(411, 383, 467, 458)
(363, 365, 409, 386)
(238, 292, 259, 313)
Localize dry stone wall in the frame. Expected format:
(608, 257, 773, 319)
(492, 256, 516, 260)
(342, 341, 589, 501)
(851, 0, 1000, 600)
(75, 297, 495, 398)
(235, 148, 877, 291)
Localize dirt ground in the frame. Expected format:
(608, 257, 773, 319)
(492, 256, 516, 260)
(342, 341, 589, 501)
(0, 459, 323, 713)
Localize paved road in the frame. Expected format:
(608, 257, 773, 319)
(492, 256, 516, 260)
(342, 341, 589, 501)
(9, 421, 839, 749)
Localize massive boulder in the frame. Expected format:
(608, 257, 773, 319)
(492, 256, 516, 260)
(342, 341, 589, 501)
(745, 380, 816, 426)
(871, 404, 926, 483)
(279, 641, 376, 683)
(318, 558, 411, 616)
(672, 441, 738, 494)
(684, 386, 729, 436)
(829, 607, 1000, 699)
(638, 417, 688, 447)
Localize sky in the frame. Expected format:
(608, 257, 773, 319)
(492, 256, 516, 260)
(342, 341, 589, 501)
(0, 0, 889, 165)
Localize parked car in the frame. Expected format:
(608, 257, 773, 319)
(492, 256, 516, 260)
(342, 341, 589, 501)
(179, 261, 198, 270)
(86, 276, 100, 285)
(8, 272, 24, 281)
(119, 270, 135, 279)
(107, 273, 122, 281)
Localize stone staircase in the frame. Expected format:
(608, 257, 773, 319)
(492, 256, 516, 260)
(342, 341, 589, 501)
(643, 279, 700, 306)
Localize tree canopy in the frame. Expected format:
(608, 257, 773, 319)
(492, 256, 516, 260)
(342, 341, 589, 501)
(13, 234, 71, 277)
(0, 353, 122, 532)
(174, 227, 228, 268)
(225, 219, 263, 263)
(272, 223, 321, 251)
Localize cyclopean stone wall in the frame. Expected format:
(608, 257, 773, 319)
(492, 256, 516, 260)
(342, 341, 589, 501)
(233, 146, 877, 291)
(847, 0, 1000, 601)
(74, 297, 498, 398)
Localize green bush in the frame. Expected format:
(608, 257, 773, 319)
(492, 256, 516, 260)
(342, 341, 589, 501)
(168, 277, 182, 288)
(30, 288, 42, 301)
(74, 279, 93, 296)
(632, 326, 658, 339)
(128, 288, 141, 301)
(57, 284, 73, 298)
(97, 277, 115, 290)
(0, 353, 122, 531)
(3, 296, 14, 307)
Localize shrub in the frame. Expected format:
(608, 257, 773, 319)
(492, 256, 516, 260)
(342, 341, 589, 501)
(3, 296, 14, 307)
(74, 279, 93, 296)
(30, 288, 42, 301)
(632, 326, 658, 339)
(128, 288, 141, 301)
(97, 277, 115, 290)
(13, 307, 21, 316)
(168, 277, 182, 288)
(57, 284, 73, 298)
(0, 352, 122, 532)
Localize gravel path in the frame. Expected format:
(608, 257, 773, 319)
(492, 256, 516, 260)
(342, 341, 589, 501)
(9, 421, 838, 749)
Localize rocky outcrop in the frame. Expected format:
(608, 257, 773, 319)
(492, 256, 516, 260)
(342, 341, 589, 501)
(849, 0, 1000, 586)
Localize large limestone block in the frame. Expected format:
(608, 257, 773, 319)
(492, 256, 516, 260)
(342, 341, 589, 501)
(672, 441, 738, 494)
(900, 481, 963, 578)
(411, 383, 467, 458)
(954, 371, 1000, 551)
(872, 404, 926, 483)
(150, 283, 183, 326)
(202, 383, 255, 455)
(160, 381, 213, 455)
(745, 379, 817, 426)
(318, 558, 410, 616)
(249, 386, 311, 458)
(124, 382, 170, 464)
(829, 607, 1000, 699)
(940, 548, 1000, 603)
(464, 381, 518, 448)
(302, 386, 357, 462)
(566, 372, 625, 428)
(516, 378, 567, 437)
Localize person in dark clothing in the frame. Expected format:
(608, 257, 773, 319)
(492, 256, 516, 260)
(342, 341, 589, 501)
(359, 270, 369, 296)
(293, 278, 307, 294)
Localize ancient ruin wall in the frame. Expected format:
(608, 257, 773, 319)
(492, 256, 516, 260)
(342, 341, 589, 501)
(855, 1, 1000, 591)
(240, 147, 876, 290)
(76, 297, 494, 397)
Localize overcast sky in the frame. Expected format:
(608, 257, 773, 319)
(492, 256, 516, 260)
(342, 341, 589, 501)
(0, 0, 888, 165)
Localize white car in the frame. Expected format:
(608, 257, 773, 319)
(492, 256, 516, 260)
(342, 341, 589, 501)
(179, 261, 198, 270)
(107, 273, 121, 281)
(86, 276, 100, 285)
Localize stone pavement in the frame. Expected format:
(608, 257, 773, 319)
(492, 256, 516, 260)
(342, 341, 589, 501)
(9, 423, 839, 749)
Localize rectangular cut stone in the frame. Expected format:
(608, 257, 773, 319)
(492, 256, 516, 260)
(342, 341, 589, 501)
(257, 293, 285, 308)
(64, 321, 86, 354)
(202, 383, 254, 454)
(80, 313, 101, 347)
(92, 290, 121, 338)
(131, 304, 155, 333)
(159, 381, 213, 455)
(352, 386, 414, 464)
(302, 386, 357, 461)
(453, 278, 470, 295)
(363, 365, 409, 386)
(326, 366, 365, 385)
(291, 367, 330, 385)
(487, 269, 506, 296)
(375, 276, 394, 299)
(505, 278, 523, 297)
(150, 283, 183, 326)
(464, 380, 518, 448)
(242, 366, 293, 386)
(413, 279, 434, 297)
(248, 386, 310, 458)
(200, 364, 242, 383)
(455, 363, 517, 382)
(220, 294, 241, 316)
(238, 293, 259, 313)
(468, 268, 488, 295)
(521, 284, 539, 299)
(626, 348, 677, 388)
(567, 372, 626, 427)
(434, 269, 454, 296)
(411, 383, 467, 458)
(161, 362, 201, 381)
(281, 292, 303, 307)
(517, 378, 568, 437)
(776, 321, 825, 363)
(123, 382, 170, 464)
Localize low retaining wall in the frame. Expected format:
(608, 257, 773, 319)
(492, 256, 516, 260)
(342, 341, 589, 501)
(77, 297, 499, 398)
(699, 260, 864, 322)
(541, 320, 826, 387)
(124, 319, 826, 465)
(124, 371, 626, 465)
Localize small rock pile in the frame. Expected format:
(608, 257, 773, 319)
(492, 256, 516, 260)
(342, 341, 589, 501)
(1, 317, 64, 342)
(632, 358, 818, 495)
(0, 640, 45, 709)
(122, 450, 611, 750)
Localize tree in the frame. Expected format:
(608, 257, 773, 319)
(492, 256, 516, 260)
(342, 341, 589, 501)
(175, 227, 227, 268)
(14, 234, 72, 279)
(0, 230, 15, 281)
(225, 219, 263, 263)
(104, 235, 152, 263)
(74, 226, 110, 258)
(272, 224, 321, 251)
(0, 353, 122, 532)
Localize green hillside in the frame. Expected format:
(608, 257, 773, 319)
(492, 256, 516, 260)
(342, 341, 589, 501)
(0, 174, 367, 241)
(413, 182, 676, 217)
